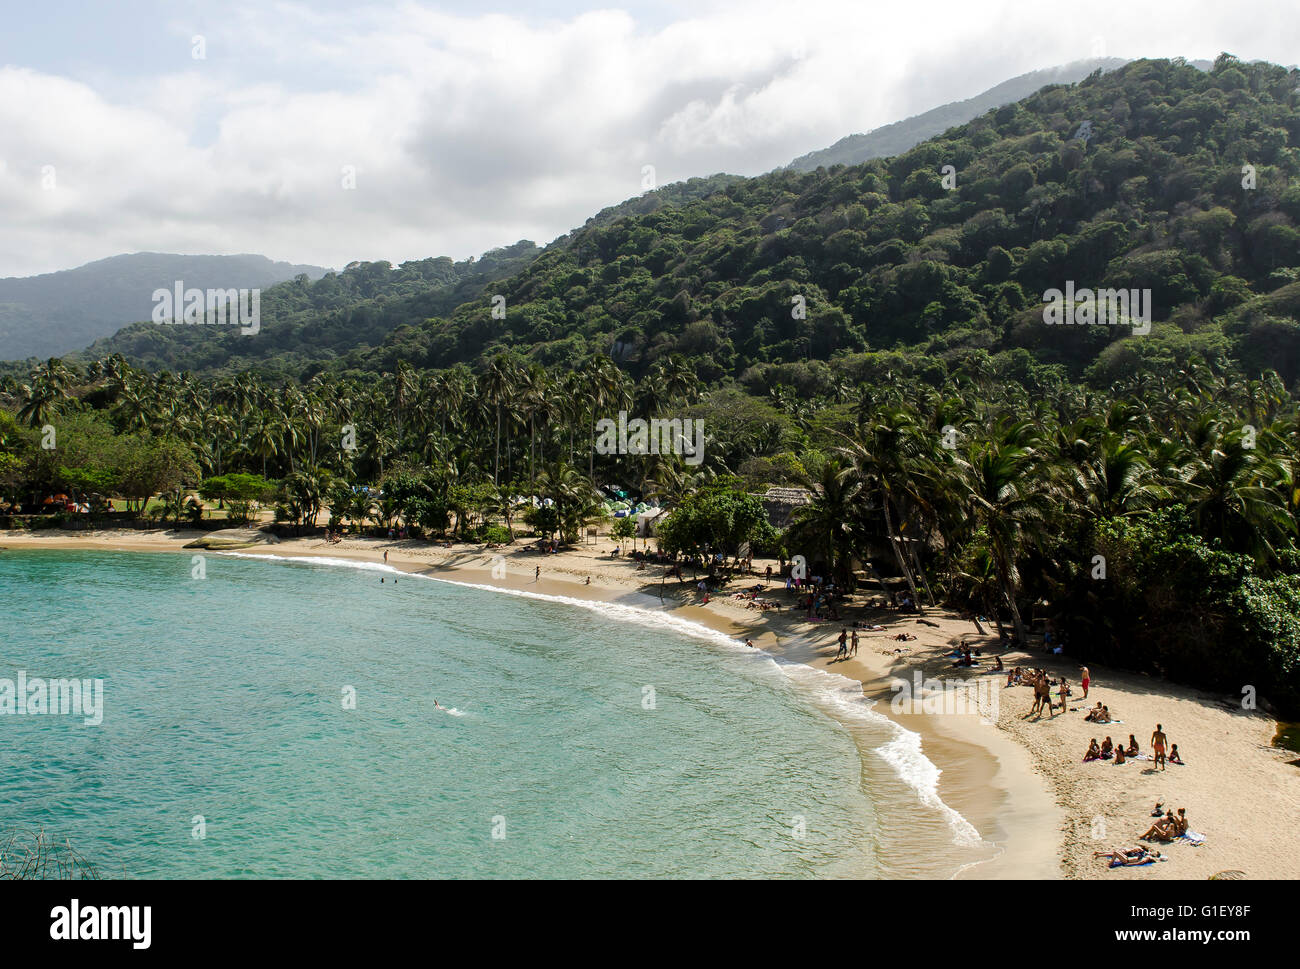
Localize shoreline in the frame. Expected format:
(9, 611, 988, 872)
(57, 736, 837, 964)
(6, 528, 1297, 879)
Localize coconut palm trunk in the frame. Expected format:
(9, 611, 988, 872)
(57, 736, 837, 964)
(881, 494, 921, 609)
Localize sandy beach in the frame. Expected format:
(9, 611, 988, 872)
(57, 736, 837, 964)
(5, 526, 1297, 880)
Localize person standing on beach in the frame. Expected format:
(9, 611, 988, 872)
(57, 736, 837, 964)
(1152, 724, 1169, 771)
(835, 629, 848, 660)
(1080, 666, 1090, 699)
(850, 629, 860, 657)
(535, 565, 540, 581)
(383, 549, 388, 563)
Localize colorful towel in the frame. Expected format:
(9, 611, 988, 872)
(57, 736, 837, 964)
(1111, 857, 1156, 868)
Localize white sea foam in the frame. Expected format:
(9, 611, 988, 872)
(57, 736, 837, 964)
(220, 551, 983, 846)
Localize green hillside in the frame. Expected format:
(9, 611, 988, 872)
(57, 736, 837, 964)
(355, 56, 1300, 385)
(61, 242, 542, 379)
(786, 57, 1131, 171)
(0, 252, 328, 361)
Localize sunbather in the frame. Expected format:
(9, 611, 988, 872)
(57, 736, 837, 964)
(1141, 812, 1179, 842)
(1094, 846, 1164, 867)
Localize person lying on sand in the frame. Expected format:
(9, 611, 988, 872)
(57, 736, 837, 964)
(1094, 847, 1164, 867)
(1084, 739, 1102, 762)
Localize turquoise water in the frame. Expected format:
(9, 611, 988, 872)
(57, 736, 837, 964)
(0, 549, 986, 878)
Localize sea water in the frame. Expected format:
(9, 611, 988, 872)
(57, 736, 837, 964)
(0, 549, 993, 878)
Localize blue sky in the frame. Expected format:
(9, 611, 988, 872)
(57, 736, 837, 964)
(1, 0, 1296, 277)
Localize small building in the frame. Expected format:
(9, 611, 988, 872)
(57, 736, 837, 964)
(758, 486, 812, 530)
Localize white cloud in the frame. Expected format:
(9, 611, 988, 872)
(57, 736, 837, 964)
(0, 0, 1296, 277)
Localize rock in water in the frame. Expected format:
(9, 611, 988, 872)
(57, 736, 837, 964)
(183, 528, 281, 550)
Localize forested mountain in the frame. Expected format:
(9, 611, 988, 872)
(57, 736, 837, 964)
(358, 56, 1300, 386)
(20, 56, 1298, 388)
(785, 57, 1132, 172)
(36, 177, 744, 378)
(0, 253, 328, 360)
(63, 242, 543, 380)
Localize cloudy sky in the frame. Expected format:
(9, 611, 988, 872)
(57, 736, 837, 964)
(1, 0, 1296, 277)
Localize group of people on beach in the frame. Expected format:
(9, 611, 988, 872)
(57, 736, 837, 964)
(732, 586, 781, 611)
(1084, 725, 1183, 768)
(1141, 805, 1191, 841)
(1007, 667, 1072, 717)
(1094, 804, 1196, 867)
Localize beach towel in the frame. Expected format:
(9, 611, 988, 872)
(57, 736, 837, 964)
(1110, 856, 1157, 868)
(1180, 831, 1206, 845)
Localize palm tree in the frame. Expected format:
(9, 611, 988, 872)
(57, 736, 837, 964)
(581, 356, 628, 487)
(783, 458, 859, 582)
(1183, 423, 1294, 563)
(956, 421, 1053, 644)
(247, 412, 282, 479)
(480, 354, 521, 486)
(840, 405, 941, 608)
(17, 359, 77, 428)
